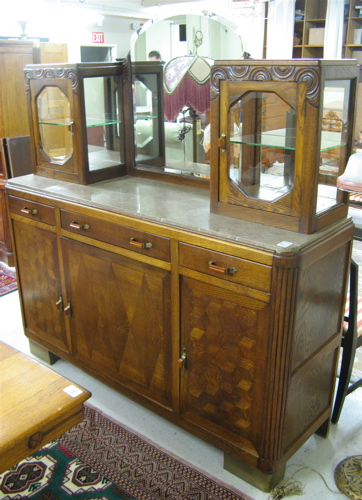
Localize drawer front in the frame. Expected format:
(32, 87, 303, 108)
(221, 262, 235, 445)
(8, 195, 56, 226)
(179, 243, 271, 292)
(61, 210, 171, 262)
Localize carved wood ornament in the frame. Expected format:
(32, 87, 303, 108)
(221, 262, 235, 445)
(211, 64, 321, 107)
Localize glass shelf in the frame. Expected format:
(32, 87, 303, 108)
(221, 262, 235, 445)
(231, 129, 347, 152)
(86, 115, 121, 128)
(135, 115, 158, 121)
(231, 129, 296, 150)
(38, 119, 73, 127)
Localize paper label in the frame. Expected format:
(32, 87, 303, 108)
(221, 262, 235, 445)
(63, 385, 83, 398)
(277, 241, 294, 248)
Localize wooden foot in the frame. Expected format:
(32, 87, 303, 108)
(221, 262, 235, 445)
(29, 340, 59, 365)
(224, 454, 285, 492)
(315, 417, 330, 438)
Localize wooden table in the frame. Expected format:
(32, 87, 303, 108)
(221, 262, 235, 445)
(0, 341, 91, 473)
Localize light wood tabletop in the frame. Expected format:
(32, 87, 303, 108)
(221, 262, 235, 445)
(0, 341, 91, 473)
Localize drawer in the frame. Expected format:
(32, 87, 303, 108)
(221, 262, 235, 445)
(8, 195, 56, 226)
(61, 210, 170, 262)
(179, 243, 271, 293)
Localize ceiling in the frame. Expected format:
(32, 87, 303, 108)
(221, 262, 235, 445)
(44, 0, 205, 19)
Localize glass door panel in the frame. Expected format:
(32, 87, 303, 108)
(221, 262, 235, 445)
(36, 86, 73, 165)
(84, 76, 124, 172)
(229, 91, 296, 202)
(317, 80, 351, 213)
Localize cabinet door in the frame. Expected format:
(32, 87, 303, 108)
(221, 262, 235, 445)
(61, 237, 173, 410)
(180, 276, 270, 454)
(12, 220, 68, 352)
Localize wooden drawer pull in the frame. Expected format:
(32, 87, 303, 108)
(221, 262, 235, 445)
(208, 261, 237, 275)
(130, 238, 153, 249)
(69, 221, 90, 231)
(21, 207, 38, 216)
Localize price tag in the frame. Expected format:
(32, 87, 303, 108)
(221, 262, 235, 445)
(277, 241, 294, 248)
(63, 385, 83, 398)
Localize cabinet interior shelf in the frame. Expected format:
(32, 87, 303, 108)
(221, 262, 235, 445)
(230, 129, 345, 152)
(135, 115, 158, 121)
(39, 117, 122, 128)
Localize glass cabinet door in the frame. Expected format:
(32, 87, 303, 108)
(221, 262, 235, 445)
(228, 90, 296, 202)
(36, 86, 73, 165)
(317, 80, 351, 213)
(84, 75, 124, 173)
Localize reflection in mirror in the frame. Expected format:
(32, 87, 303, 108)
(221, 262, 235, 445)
(229, 91, 296, 202)
(131, 12, 244, 181)
(317, 80, 350, 213)
(37, 86, 73, 165)
(83, 75, 124, 172)
(134, 73, 161, 164)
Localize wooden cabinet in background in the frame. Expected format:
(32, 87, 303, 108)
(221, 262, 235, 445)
(6, 175, 353, 491)
(33, 42, 68, 64)
(0, 41, 33, 138)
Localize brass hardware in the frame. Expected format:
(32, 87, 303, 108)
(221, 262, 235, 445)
(55, 293, 63, 311)
(70, 221, 90, 231)
(178, 348, 187, 369)
(130, 238, 153, 249)
(21, 207, 38, 216)
(68, 123, 75, 134)
(208, 261, 237, 275)
(218, 133, 226, 152)
(64, 299, 72, 317)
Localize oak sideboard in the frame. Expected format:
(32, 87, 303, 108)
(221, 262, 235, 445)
(5, 173, 353, 491)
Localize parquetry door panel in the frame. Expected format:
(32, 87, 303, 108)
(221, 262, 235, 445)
(61, 237, 173, 410)
(180, 276, 270, 455)
(13, 220, 68, 352)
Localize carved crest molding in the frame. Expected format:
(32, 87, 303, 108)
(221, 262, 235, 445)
(24, 67, 79, 94)
(210, 64, 320, 107)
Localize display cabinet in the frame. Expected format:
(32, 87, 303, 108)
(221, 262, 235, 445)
(24, 58, 133, 185)
(210, 59, 359, 234)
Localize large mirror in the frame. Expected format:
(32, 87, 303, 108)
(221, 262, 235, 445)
(130, 12, 245, 182)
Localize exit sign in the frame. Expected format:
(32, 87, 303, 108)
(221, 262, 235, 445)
(92, 32, 104, 43)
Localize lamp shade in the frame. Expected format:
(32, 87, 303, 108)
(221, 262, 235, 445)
(336, 149, 362, 193)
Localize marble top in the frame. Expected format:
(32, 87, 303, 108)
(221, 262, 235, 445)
(6, 174, 351, 255)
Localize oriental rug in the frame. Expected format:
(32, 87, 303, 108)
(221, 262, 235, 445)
(0, 404, 254, 500)
(0, 263, 17, 297)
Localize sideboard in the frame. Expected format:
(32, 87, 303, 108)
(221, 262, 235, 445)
(5, 173, 353, 491)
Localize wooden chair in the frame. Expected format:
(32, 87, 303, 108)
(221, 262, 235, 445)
(332, 259, 362, 423)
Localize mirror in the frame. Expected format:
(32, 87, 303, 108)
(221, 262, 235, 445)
(131, 12, 245, 182)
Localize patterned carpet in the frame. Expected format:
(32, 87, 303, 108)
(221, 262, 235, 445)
(0, 404, 253, 500)
(0, 263, 17, 298)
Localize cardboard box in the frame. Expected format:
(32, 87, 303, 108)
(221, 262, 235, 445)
(352, 50, 362, 65)
(354, 28, 362, 44)
(308, 28, 325, 45)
